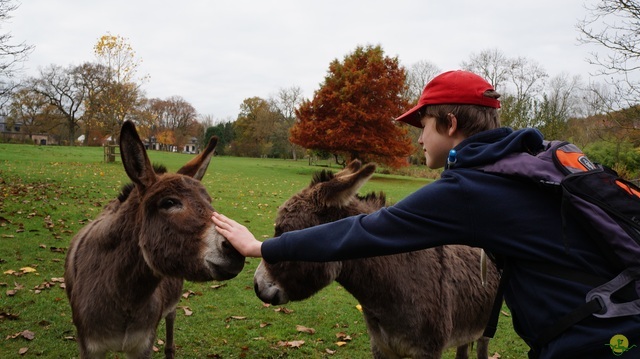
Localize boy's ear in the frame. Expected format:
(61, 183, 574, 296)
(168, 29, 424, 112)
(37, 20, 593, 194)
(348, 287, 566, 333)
(447, 113, 458, 136)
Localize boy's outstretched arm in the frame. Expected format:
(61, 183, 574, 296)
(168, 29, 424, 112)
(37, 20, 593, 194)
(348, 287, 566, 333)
(212, 212, 263, 258)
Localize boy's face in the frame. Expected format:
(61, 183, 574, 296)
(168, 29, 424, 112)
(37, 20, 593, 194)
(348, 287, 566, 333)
(419, 116, 457, 169)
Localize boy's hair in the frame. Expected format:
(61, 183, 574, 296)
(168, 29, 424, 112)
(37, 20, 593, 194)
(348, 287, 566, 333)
(422, 89, 501, 137)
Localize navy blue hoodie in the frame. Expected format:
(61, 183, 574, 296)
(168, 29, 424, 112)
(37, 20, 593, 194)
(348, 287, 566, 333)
(261, 127, 640, 358)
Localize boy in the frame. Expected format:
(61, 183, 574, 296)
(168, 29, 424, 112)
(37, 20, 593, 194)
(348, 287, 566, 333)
(213, 70, 640, 358)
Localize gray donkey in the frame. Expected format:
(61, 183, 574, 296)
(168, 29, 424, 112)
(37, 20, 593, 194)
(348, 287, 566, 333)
(254, 160, 499, 359)
(64, 121, 245, 358)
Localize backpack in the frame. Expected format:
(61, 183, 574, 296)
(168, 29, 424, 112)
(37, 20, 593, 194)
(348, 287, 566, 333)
(478, 140, 640, 347)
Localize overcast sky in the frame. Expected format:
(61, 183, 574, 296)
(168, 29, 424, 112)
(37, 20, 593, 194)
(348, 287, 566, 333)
(7, 0, 605, 120)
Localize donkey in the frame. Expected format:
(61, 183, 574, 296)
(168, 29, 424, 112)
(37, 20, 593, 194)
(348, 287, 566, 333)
(64, 120, 245, 359)
(254, 160, 500, 359)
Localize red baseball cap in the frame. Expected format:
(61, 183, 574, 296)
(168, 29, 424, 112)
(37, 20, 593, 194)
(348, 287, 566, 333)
(396, 70, 500, 128)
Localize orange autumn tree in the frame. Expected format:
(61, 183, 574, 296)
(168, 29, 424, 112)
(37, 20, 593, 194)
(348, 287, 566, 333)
(291, 45, 414, 168)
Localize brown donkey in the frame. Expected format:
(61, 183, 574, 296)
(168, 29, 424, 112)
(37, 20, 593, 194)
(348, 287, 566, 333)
(64, 121, 245, 359)
(254, 160, 499, 359)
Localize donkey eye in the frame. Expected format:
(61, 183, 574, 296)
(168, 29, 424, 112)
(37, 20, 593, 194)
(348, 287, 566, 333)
(159, 198, 181, 209)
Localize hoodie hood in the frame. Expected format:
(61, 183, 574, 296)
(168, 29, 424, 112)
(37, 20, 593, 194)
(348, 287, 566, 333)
(448, 127, 545, 170)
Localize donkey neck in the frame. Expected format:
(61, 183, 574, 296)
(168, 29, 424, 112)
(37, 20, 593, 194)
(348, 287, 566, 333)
(94, 199, 164, 301)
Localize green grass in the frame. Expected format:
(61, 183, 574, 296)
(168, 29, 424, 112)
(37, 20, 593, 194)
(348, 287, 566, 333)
(0, 143, 528, 358)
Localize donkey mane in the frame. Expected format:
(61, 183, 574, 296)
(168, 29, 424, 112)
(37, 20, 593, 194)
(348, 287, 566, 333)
(310, 169, 335, 185)
(117, 163, 168, 202)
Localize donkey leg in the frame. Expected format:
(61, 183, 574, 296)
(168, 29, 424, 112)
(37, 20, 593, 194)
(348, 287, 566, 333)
(454, 344, 470, 359)
(164, 310, 177, 359)
(476, 337, 490, 359)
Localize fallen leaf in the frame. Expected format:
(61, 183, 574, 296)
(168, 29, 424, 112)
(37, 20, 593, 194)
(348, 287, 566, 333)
(274, 307, 294, 314)
(4, 269, 16, 275)
(259, 322, 270, 328)
(500, 310, 510, 317)
(296, 325, 316, 334)
(179, 306, 193, 316)
(21, 330, 35, 340)
(18, 347, 28, 355)
(489, 352, 501, 359)
(355, 304, 362, 312)
(326, 348, 336, 354)
(20, 267, 37, 273)
(6, 289, 16, 296)
(336, 341, 347, 347)
(229, 316, 246, 320)
(335, 332, 351, 341)
(278, 340, 305, 348)
(210, 284, 226, 289)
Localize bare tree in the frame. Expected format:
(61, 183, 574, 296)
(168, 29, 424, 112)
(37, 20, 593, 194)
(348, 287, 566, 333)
(460, 48, 511, 90)
(536, 72, 583, 139)
(577, 0, 640, 108)
(0, 0, 33, 101)
(31, 65, 87, 145)
(271, 86, 304, 159)
(405, 60, 441, 102)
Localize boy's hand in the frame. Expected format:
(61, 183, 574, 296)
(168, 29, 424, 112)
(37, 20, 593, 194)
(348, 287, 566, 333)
(212, 212, 263, 258)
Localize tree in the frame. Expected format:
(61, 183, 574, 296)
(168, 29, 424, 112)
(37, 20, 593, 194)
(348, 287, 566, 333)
(290, 45, 413, 168)
(6, 85, 56, 142)
(577, 0, 640, 106)
(231, 97, 277, 157)
(535, 73, 582, 139)
(204, 121, 234, 155)
(404, 60, 441, 163)
(271, 86, 305, 159)
(31, 65, 87, 145)
(577, 1, 640, 140)
(0, 0, 33, 100)
(460, 48, 512, 91)
(404, 60, 441, 102)
(92, 34, 146, 139)
(146, 96, 199, 150)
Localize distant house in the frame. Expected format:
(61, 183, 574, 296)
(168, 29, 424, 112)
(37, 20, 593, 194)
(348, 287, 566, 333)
(0, 119, 57, 145)
(147, 136, 200, 153)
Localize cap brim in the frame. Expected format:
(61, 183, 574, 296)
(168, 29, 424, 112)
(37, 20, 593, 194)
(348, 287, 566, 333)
(395, 104, 423, 128)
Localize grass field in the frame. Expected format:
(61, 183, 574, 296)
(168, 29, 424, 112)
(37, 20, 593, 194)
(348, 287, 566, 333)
(0, 143, 529, 358)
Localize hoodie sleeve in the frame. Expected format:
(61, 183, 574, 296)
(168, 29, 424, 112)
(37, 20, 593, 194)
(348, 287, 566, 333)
(261, 173, 476, 263)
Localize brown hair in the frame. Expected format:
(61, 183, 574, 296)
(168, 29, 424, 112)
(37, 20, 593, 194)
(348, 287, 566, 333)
(421, 90, 501, 136)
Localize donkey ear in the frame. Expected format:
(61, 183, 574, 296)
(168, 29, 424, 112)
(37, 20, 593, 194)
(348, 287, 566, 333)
(119, 121, 157, 189)
(177, 136, 218, 180)
(335, 159, 362, 178)
(319, 162, 377, 207)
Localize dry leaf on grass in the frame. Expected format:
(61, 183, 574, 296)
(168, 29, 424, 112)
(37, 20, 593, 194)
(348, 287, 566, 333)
(278, 340, 305, 348)
(335, 332, 352, 341)
(273, 307, 294, 314)
(7, 330, 35, 341)
(296, 325, 316, 334)
(489, 352, 501, 359)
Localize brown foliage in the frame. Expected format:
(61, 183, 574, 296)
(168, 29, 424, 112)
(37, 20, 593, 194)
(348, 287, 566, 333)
(290, 45, 414, 168)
